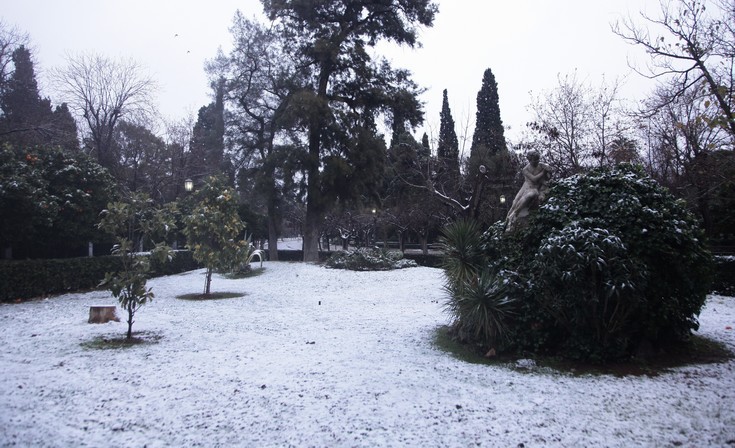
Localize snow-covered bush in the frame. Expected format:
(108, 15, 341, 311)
(442, 164, 713, 362)
(523, 164, 712, 360)
(325, 247, 417, 271)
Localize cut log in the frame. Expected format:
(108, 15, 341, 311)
(88, 305, 120, 324)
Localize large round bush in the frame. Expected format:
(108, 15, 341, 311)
(443, 164, 713, 362)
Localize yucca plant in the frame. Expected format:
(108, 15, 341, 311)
(439, 219, 486, 293)
(440, 219, 519, 348)
(444, 270, 519, 348)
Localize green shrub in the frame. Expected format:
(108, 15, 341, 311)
(529, 221, 648, 361)
(441, 164, 714, 362)
(0, 251, 200, 302)
(0, 256, 121, 301)
(524, 164, 712, 351)
(325, 247, 417, 271)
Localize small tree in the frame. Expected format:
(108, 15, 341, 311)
(183, 176, 249, 296)
(98, 193, 175, 339)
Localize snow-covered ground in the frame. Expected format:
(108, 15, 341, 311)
(1, 262, 734, 447)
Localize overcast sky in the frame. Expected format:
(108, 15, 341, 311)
(4, 0, 662, 145)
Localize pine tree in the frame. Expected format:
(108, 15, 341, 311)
(437, 89, 460, 191)
(262, 0, 436, 262)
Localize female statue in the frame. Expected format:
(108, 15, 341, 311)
(505, 150, 552, 231)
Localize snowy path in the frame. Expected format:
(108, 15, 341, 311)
(1, 262, 733, 447)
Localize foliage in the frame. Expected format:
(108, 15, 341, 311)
(98, 193, 175, 339)
(439, 219, 486, 291)
(325, 247, 417, 271)
(188, 82, 226, 180)
(440, 219, 520, 349)
(183, 176, 250, 295)
(529, 222, 649, 361)
(442, 164, 713, 362)
(0, 144, 114, 257)
(262, 0, 437, 261)
(466, 68, 514, 224)
(111, 120, 171, 201)
(436, 89, 460, 192)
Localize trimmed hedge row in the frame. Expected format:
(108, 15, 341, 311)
(0, 251, 200, 302)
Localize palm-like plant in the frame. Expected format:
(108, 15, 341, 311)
(444, 270, 518, 347)
(439, 219, 485, 293)
(440, 219, 519, 348)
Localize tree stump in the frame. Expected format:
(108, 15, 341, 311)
(88, 305, 119, 324)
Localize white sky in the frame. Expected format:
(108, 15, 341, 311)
(3, 0, 661, 144)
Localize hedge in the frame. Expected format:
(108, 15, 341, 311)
(0, 250, 200, 302)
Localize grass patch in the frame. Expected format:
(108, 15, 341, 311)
(432, 326, 734, 376)
(81, 331, 163, 350)
(176, 292, 245, 301)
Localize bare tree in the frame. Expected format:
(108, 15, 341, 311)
(526, 72, 633, 176)
(0, 20, 30, 95)
(637, 80, 731, 233)
(52, 53, 157, 170)
(614, 0, 735, 138)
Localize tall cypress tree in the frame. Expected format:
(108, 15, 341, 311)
(468, 68, 514, 225)
(436, 89, 460, 191)
(0, 45, 52, 148)
(469, 68, 506, 173)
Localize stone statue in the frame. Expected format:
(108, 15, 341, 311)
(505, 150, 552, 231)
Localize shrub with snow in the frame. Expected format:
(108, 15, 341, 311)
(442, 164, 713, 362)
(325, 247, 417, 271)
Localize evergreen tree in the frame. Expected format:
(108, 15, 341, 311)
(469, 68, 506, 171)
(262, 0, 436, 262)
(467, 68, 514, 225)
(50, 103, 79, 152)
(436, 89, 460, 192)
(189, 80, 226, 181)
(0, 45, 52, 148)
(420, 132, 431, 160)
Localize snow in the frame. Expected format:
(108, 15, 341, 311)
(1, 262, 734, 447)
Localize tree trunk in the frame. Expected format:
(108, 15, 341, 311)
(420, 234, 429, 255)
(303, 206, 321, 262)
(267, 208, 279, 261)
(126, 302, 134, 340)
(204, 267, 213, 295)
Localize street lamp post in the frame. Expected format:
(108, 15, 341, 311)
(184, 178, 194, 192)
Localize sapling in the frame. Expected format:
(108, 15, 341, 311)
(98, 193, 175, 339)
(183, 176, 251, 296)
